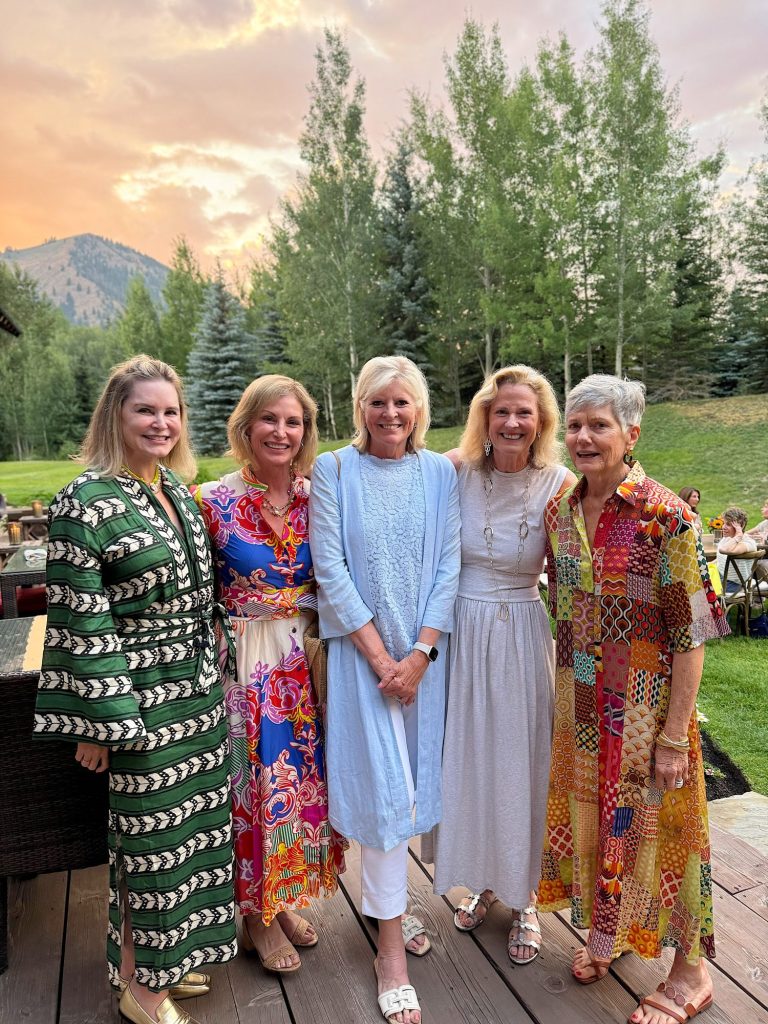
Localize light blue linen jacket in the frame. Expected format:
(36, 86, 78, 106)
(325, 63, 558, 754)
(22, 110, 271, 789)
(309, 445, 461, 851)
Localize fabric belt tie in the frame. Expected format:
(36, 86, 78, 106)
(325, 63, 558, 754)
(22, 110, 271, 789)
(210, 602, 237, 683)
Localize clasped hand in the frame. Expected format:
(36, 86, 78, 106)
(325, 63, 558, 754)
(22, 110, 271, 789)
(376, 651, 429, 706)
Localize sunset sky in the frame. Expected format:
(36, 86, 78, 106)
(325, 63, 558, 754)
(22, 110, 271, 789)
(3, 0, 766, 272)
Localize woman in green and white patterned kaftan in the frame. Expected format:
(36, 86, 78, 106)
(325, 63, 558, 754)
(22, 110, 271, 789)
(33, 359, 236, 1007)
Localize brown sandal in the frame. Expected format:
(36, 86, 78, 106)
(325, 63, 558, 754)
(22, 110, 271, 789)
(571, 947, 609, 984)
(280, 912, 319, 948)
(632, 981, 714, 1024)
(239, 916, 301, 974)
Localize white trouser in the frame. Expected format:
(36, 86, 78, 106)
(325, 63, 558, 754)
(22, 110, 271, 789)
(360, 698, 417, 919)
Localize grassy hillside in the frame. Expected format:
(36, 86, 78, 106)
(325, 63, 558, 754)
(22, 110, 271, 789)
(2, 394, 765, 518)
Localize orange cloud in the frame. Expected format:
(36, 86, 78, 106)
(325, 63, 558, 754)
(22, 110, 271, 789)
(1, 0, 766, 271)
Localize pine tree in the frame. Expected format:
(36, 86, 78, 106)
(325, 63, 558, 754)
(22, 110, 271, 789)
(378, 141, 433, 372)
(730, 95, 768, 394)
(247, 265, 288, 372)
(118, 276, 161, 357)
(186, 277, 254, 455)
(159, 237, 207, 373)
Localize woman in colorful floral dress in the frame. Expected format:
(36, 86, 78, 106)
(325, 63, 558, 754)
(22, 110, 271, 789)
(539, 374, 729, 1024)
(196, 375, 345, 975)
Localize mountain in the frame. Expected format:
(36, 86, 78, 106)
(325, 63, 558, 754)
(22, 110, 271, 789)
(0, 234, 169, 326)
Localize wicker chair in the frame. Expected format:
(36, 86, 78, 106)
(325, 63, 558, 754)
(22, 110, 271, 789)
(0, 619, 108, 973)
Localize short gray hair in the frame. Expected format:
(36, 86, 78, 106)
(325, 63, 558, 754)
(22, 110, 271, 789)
(566, 374, 646, 430)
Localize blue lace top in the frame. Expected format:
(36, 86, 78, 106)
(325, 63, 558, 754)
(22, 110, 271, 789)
(360, 453, 426, 660)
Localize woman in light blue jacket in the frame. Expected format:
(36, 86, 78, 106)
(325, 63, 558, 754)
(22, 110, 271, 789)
(309, 356, 460, 1024)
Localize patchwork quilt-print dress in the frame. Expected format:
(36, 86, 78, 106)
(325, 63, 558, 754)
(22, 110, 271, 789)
(197, 470, 345, 924)
(34, 469, 237, 992)
(539, 462, 730, 964)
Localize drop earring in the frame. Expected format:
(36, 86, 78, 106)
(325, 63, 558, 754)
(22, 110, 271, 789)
(483, 437, 492, 457)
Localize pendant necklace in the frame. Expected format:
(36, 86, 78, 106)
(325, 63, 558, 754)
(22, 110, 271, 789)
(244, 465, 296, 517)
(483, 465, 532, 622)
(122, 464, 161, 493)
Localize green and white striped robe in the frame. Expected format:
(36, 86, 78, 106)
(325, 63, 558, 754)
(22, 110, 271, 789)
(34, 469, 236, 992)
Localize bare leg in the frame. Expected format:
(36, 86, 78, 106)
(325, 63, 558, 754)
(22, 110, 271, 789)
(375, 916, 420, 1024)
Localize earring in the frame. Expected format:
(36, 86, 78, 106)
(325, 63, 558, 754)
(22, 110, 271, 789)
(623, 449, 635, 465)
(483, 437, 492, 457)
(536, 431, 541, 439)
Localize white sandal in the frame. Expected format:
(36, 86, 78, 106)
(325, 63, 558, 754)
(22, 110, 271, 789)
(377, 984, 421, 1022)
(453, 891, 497, 932)
(401, 913, 431, 957)
(507, 904, 541, 965)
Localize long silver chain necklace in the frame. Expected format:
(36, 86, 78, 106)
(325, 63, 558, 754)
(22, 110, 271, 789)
(483, 466, 532, 622)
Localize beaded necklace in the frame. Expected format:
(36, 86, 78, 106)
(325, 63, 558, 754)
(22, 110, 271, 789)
(242, 465, 296, 517)
(122, 464, 161, 493)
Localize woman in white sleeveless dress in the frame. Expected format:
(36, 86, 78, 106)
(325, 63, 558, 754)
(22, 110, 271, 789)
(430, 365, 575, 964)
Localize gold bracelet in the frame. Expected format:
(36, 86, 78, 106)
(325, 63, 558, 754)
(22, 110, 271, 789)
(656, 730, 690, 752)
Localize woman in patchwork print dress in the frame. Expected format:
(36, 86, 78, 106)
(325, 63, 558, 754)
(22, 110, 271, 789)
(539, 375, 729, 1024)
(196, 376, 345, 976)
(35, 356, 236, 1024)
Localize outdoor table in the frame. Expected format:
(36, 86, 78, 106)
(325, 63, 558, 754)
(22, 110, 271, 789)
(0, 615, 108, 973)
(0, 543, 21, 569)
(4, 507, 33, 523)
(19, 514, 48, 542)
(0, 543, 47, 618)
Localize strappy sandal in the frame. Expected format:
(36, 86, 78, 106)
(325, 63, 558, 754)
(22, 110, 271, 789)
(401, 913, 431, 957)
(374, 960, 421, 1023)
(571, 947, 610, 984)
(453, 891, 497, 932)
(239, 916, 301, 975)
(632, 981, 714, 1024)
(507, 904, 541, 965)
(280, 912, 319, 948)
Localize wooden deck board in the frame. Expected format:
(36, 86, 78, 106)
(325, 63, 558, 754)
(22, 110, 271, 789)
(709, 825, 768, 895)
(59, 864, 113, 1024)
(345, 843, 534, 1024)
(1, 825, 767, 1023)
(282, 879, 387, 1024)
(0, 872, 66, 1024)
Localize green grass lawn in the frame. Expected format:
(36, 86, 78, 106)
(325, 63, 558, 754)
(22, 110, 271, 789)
(698, 636, 768, 796)
(2, 395, 766, 791)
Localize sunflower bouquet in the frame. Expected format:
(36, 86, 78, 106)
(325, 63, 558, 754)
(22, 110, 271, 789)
(707, 516, 724, 530)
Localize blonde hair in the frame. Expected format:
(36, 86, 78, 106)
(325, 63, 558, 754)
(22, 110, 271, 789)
(227, 374, 318, 476)
(352, 356, 431, 453)
(77, 355, 196, 481)
(459, 365, 562, 470)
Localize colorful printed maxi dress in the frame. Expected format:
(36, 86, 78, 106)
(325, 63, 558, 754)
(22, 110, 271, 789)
(197, 470, 345, 923)
(539, 462, 729, 964)
(34, 469, 237, 992)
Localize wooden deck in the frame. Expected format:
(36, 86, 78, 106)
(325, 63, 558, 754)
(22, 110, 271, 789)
(2, 824, 767, 1024)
